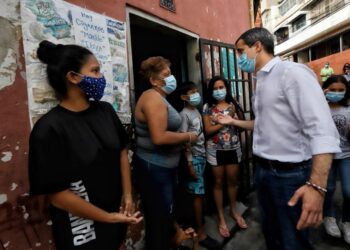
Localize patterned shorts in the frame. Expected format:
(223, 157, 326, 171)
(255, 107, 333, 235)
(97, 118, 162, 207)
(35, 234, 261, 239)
(186, 156, 206, 195)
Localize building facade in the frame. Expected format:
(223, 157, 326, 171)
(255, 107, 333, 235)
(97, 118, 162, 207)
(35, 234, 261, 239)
(261, 0, 350, 82)
(0, 0, 255, 249)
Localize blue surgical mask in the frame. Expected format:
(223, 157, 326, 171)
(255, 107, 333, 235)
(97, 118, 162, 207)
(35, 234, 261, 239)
(238, 52, 256, 73)
(188, 92, 201, 106)
(213, 89, 227, 101)
(326, 91, 345, 103)
(76, 73, 106, 101)
(161, 75, 177, 94)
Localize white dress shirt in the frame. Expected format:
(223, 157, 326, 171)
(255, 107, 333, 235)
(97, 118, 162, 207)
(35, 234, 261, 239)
(253, 57, 340, 162)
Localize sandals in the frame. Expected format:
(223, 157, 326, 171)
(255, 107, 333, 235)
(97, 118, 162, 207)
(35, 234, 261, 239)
(235, 216, 248, 229)
(172, 227, 199, 250)
(218, 224, 230, 238)
(230, 211, 248, 229)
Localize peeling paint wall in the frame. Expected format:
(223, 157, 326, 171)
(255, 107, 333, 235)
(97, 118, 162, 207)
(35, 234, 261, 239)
(0, 0, 251, 249)
(0, 1, 54, 249)
(0, 11, 19, 90)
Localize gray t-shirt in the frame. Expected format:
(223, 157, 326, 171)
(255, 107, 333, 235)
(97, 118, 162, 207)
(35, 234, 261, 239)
(331, 106, 350, 159)
(179, 107, 206, 160)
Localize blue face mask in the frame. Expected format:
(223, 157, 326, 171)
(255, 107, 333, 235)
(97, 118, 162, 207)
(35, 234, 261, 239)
(188, 92, 201, 106)
(213, 88, 227, 101)
(326, 91, 345, 103)
(161, 75, 177, 94)
(76, 73, 106, 101)
(238, 52, 256, 73)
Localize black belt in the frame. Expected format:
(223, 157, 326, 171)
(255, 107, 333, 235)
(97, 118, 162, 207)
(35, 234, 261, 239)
(254, 155, 311, 170)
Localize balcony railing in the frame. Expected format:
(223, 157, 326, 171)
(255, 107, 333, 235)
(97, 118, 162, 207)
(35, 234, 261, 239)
(279, 0, 301, 16)
(310, 0, 348, 24)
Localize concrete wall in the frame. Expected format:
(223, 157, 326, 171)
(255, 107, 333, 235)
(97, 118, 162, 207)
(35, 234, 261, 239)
(307, 49, 350, 83)
(67, 0, 251, 44)
(0, 0, 251, 249)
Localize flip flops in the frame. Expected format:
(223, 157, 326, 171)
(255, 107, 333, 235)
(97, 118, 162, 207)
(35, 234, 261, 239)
(230, 211, 248, 229)
(218, 224, 230, 238)
(235, 216, 248, 229)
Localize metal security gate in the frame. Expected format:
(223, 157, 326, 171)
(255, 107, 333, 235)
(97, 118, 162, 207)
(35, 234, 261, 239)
(199, 39, 255, 196)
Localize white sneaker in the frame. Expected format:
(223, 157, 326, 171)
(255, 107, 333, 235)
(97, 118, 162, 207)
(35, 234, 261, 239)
(340, 222, 350, 244)
(324, 217, 341, 238)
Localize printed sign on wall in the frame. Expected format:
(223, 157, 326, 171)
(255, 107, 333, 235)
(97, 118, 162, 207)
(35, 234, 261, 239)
(21, 0, 131, 125)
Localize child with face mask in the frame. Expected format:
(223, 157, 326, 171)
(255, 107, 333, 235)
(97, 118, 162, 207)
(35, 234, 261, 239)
(202, 76, 247, 238)
(178, 82, 220, 250)
(322, 75, 350, 244)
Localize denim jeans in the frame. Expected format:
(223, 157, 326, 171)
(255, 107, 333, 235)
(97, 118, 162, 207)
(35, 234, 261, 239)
(254, 160, 314, 250)
(324, 157, 350, 222)
(133, 155, 178, 250)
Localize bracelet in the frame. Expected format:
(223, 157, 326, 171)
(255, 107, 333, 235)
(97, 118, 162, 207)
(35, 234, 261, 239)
(188, 133, 192, 143)
(305, 181, 327, 193)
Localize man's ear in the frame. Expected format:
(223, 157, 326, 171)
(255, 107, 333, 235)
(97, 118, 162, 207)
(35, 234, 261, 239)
(255, 41, 263, 53)
(66, 71, 81, 85)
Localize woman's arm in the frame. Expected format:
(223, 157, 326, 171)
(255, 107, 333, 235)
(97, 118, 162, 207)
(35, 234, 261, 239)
(120, 148, 133, 214)
(203, 114, 224, 136)
(142, 93, 197, 145)
(49, 190, 142, 224)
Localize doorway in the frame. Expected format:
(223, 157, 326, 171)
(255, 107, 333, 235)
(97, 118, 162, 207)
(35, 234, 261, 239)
(128, 12, 199, 111)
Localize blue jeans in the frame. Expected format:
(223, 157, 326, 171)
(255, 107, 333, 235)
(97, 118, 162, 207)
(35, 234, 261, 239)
(133, 155, 178, 250)
(324, 157, 350, 222)
(255, 160, 314, 250)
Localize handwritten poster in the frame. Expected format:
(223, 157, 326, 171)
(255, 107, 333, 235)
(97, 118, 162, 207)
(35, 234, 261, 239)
(21, 0, 131, 125)
(71, 8, 111, 62)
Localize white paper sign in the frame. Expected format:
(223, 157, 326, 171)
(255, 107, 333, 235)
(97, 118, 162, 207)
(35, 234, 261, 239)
(71, 7, 111, 62)
(21, 0, 131, 125)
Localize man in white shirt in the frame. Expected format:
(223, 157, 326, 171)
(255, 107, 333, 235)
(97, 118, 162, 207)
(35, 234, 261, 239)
(217, 28, 340, 249)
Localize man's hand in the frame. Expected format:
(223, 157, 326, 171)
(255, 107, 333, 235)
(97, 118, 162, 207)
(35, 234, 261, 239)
(212, 114, 236, 125)
(288, 185, 324, 230)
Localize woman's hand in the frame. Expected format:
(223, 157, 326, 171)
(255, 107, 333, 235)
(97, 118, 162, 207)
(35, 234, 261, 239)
(214, 114, 236, 126)
(187, 162, 198, 180)
(120, 194, 134, 216)
(108, 211, 143, 224)
(188, 132, 198, 144)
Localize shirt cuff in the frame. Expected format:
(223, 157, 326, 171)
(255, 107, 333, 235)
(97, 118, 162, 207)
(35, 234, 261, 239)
(310, 136, 341, 155)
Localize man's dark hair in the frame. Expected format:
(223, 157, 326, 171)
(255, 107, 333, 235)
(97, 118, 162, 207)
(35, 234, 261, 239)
(235, 27, 275, 55)
(179, 81, 197, 96)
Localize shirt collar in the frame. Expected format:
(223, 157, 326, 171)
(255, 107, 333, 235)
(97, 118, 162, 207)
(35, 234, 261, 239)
(258, 57, 281, 73)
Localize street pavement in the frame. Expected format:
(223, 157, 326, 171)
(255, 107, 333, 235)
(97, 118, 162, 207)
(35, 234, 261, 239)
(184, 181, 349, 250)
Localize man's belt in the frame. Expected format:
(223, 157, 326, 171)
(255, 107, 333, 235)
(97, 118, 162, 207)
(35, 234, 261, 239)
(254, 155, 311, 170)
